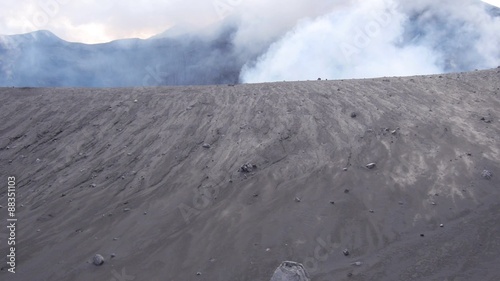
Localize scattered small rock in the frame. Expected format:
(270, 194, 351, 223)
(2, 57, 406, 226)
(93, 254, 104, 266)
(123, 208, 131, 212)
(330, 201, 335, 205)
(350, 112, 357, 118)
(133, 99, 138, 103)
(344, 189, 350, 193)
(343, 168, 348, 171)
(440, 224, 444, 227)
(266, 248, 271, 252)
(317, 78, 321, 81)
(295, 197, 301, 202)
(420, 233, 425, 237)
(196, 272, 202, 276)
(90, 183, 97, 188)
(480, 117, 492, 123)
(343, 249, 350, 256)
(351, 261, 362, 266)
(113, 238, 119, 241)
(143, 212, 147, 215)
(110, 253, 116, 258)
(369, 209, 374, 213)
(481, 170, 493, 180)
(202, 143, 211, 149)
(366, 163, 376, 169)
(239, 163, 257, 173)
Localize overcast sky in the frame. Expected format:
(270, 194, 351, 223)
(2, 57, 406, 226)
(0, 0, 236, 43)
(0, 0, 343, 43)
(1, 0, 499, 44)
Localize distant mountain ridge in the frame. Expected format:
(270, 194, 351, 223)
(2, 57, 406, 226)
(0, 27, 246, 87)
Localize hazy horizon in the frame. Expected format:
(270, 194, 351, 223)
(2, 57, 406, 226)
(1, 0, 499, 86)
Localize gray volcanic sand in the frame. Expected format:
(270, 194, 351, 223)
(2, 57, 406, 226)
(0, 68, 499, 281)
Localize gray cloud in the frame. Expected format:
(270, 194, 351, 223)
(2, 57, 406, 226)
(240, 0, 500, 82)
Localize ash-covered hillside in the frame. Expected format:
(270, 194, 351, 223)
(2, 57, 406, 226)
(0, 68, 499, 280)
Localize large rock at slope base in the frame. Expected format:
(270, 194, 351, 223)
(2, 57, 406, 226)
(270, 261, 311, 281)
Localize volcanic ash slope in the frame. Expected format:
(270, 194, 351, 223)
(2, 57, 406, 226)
(0, 68, 499, 281)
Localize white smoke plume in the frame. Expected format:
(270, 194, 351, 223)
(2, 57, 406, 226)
(239, 0, 500, 82)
